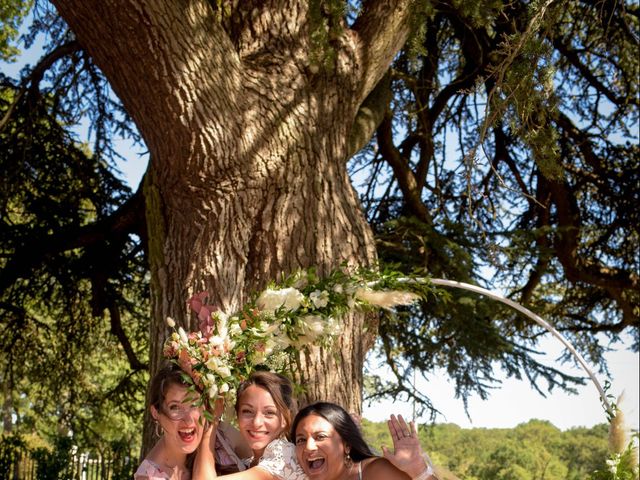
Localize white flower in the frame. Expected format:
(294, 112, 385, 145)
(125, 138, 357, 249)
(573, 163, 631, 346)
(309, 290, 330, 309)
(209, 335, 224, 347)
(219, 383, 230, 394)
(205, 373, 216, 387)
(606, 457, 619, 473)
(263, 339, 278, 356)
(218, 326, 229, 339)
(252, 352, 266, 365)
(224, 337, 236, 351)
(332, 284, 343, 294)
(206, 357, 221, 371)
(214, 311, 229, 337)
(299, 314, 325, 341)
(256, 287, 304, 314)
(166, 317, 176, 328)
(208, 383, 218, 399)
(216, 365, 232, 378)
(214, 310, 229, 324)
(229, 323, 242, 337)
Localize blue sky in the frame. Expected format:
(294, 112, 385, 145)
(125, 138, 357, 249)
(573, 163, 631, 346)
(363, 334, 639, 430)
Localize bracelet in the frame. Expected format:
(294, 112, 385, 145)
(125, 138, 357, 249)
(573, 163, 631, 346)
(412, 462, 435, 480)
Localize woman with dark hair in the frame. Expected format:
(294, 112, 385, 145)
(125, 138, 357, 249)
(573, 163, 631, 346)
(194, 376, 434, 480)
(292, 402, 438, 480)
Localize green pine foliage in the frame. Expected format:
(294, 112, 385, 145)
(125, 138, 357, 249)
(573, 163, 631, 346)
(0, 10, 148, 446)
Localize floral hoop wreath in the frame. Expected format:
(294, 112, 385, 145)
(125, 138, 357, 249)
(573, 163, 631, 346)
(427, 278, 613, 416)
(162, 267, 612, 418)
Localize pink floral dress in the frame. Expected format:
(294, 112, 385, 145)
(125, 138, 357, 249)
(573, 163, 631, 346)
(134, 459, 190, 480)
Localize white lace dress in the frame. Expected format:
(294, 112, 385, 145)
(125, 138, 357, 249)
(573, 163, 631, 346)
(255, 438, 308, 480)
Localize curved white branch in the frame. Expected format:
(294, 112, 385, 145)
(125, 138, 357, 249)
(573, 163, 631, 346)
(385, 277, 613, 415)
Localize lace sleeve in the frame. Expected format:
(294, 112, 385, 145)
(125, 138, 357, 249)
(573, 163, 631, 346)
(256, 438, 308, 480)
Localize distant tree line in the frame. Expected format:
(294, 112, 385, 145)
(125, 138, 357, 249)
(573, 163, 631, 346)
(361, 418, 611, 480)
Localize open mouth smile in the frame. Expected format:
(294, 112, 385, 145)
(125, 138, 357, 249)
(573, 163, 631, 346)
(178, 427, 197, 442)
(306, 457, 326, 471)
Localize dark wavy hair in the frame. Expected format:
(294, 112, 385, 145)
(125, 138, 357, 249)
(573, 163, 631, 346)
(291, 402, 375, 461)
(235, 371, 296, 439)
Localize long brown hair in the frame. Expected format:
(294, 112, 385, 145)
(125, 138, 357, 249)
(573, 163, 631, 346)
(148, 362, 191, 411)
(147, 363, 199, 470)
(235, 371, 296, 439)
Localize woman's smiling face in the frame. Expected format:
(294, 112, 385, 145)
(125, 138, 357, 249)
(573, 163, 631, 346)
(237, 385, 285, 458)
(295, 414, 349, 480)
(153, 383, 204, 454)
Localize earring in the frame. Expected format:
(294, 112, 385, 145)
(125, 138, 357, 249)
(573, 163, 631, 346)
(344, 451, 353, 469)
(154, 421, 164, 437)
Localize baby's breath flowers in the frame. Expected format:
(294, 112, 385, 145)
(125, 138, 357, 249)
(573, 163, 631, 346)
(162, 267, 432, 408)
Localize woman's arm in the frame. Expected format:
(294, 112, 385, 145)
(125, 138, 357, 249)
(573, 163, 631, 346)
(192, 424, 276, 480)
(192, 422, 219, 480)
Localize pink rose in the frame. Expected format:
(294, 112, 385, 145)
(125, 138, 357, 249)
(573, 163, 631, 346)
(162, 342, 178, 358)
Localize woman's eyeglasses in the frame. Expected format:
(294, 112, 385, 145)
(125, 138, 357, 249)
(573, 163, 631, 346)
(161, 404, 201, 421)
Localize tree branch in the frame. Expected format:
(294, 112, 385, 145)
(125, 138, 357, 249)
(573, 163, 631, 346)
(107, 300, 147, 371)
(0, 40, 81, 132)
(517, 175, 552, 304)
(0, 189, 145, 295)
(352, 0, 416, 106)
(376, 112, 432, 224)
(547, 179, 638, 324)
(552, 38, 637, 108)
(346, 72, 392, 159)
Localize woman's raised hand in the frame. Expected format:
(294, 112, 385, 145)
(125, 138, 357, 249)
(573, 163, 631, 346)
(382, 414, 436, 479)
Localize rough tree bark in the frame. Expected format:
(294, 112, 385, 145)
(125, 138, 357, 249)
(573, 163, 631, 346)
(49, 0, 415, 453)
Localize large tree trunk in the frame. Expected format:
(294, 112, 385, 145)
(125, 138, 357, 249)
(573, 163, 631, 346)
(50, 0, 415, 454)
